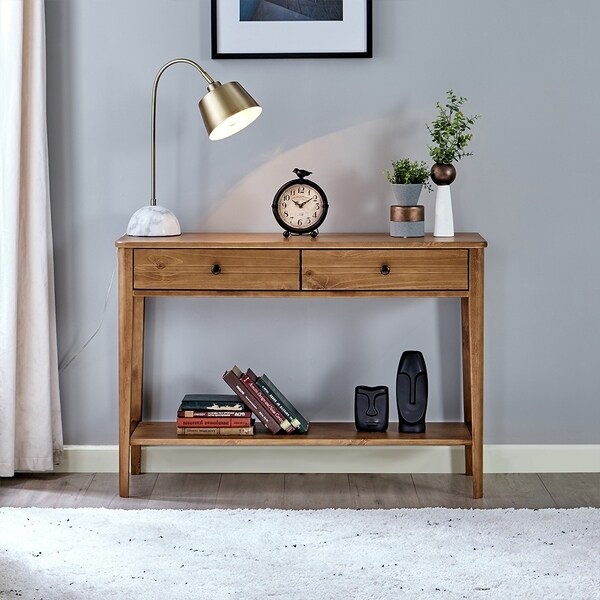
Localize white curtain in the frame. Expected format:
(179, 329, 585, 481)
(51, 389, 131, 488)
(0, 0, 63, 476)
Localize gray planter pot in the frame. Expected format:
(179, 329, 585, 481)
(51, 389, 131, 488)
(390, 183, 423, 206)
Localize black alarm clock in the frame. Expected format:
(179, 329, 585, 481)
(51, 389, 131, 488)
(272, 168, 328, 237)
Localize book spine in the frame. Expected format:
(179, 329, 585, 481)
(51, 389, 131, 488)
(177, 410, 253, 418)
(180, 394, 244, 409)
(222, 370, 281, 434)
(180, 401, 246, 410)
(241, 374, 295, 434)
(258, 374, 310, 433)
(176, 426, 254, 436)
(176, 417, 253, 428)
(255, 380, 302, 430)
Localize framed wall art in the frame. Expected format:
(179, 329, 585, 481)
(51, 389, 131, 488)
(211, 0, 373, 59)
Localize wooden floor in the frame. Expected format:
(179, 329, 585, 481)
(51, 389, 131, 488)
(1, 473, 598, 509)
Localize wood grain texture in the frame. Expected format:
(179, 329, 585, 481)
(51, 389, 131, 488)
(116, 232, 488, 249)
(540, 473, 600, 508)
(118, 248, 134, 498)
(0, 474, 93, 508)
(481, 473, 557, 509)
(134, 249, 299, 290)
(348, 474, 420, 508)
(130, 296, 145, 475)
(130, 422, 472, 446)
(466, 248, 485, 498)
(149, 473, 221, 509)
(81, 473, 158, 509)
(216, 473, 285, 509)
(2, 473, 597, 509)
(283, 474, 353, 509)
(302, 249, 468, 291)
(413, 474, 558, 509)
(116, 232, 487, 499)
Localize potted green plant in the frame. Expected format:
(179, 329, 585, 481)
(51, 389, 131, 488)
(384, 158, 432, 205)
(426, 90, 480, 236)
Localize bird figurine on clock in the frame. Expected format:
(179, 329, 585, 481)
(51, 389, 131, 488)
(272, 168, 329, 237)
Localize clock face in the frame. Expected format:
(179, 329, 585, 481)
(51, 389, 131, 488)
(272, 178, 328, 235)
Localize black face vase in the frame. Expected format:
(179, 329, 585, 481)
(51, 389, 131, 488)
(354, 385, 389, 432)
(396, 351, 428, 433)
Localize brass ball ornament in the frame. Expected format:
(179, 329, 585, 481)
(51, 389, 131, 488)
(430, 163, 457, 186)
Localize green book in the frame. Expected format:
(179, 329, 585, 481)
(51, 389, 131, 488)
(255, 373, 309, 434)
(180, 394, 246, 411)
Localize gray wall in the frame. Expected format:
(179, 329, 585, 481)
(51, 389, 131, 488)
(46, 0, 600, 446)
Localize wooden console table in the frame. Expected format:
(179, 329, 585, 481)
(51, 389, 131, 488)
(116, 233, 487, 498)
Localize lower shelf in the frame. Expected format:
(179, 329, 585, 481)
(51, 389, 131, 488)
(130, 421, 472, 447)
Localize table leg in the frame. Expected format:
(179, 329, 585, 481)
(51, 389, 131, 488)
(464, 248, 485, 499)
(130, 296, 145, 475)
(118, 248, 134, 498)
(461, 297, 473, 477)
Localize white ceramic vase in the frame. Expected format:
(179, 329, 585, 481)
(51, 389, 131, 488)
(433, 185, 454, 237)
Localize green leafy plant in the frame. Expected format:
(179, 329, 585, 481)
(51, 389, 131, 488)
(384, 158, 432, 191)
(427, 90, 480, 164)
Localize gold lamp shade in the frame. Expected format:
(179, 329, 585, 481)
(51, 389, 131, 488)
(200, 81, 262, 141)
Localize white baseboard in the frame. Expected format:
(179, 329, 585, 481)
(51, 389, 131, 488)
(54, 445, 600, 474)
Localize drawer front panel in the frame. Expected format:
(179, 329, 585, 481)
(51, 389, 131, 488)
(302, 249, 468, 291)
(134, 249, 300, 290)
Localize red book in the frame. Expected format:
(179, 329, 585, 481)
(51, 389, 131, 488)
(241, 371, 295, 433)
(223, 366, 282, 434)
(176, 417, 253, 428)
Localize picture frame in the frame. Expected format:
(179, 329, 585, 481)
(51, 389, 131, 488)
(211, 0, 372, 59)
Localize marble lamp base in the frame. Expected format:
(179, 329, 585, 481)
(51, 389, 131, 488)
(126, 205, 181, 237)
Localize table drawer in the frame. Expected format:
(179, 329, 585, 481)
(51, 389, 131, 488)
(134, 249, 300, 290)
(302, 249, 468, 291)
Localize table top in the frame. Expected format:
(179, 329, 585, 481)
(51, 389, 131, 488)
(115, 232, 487, 249)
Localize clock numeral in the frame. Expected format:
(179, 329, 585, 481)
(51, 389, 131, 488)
(284, 194, 290, 202)
(282, 202, 287, 209)
(284, 211, 289, 217)
(313, 212, 318, 218)
(290, 189, 296, 195)
(307, 217, 312, 224)
(315, 204, 320, 210)
(299, 186, 305, 193)
(298, 219, 303, 226)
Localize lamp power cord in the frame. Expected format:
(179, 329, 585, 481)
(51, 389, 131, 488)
(58, 248, 118, 373)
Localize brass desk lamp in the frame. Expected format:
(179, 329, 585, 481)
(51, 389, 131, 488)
(127, 58, 262, 236)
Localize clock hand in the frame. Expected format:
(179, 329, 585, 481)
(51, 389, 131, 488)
(299, 196, 316, 208)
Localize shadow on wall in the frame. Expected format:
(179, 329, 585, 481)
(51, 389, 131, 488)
(199, 115, 434, 234)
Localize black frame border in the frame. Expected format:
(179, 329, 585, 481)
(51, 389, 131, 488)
(211, 0, 373, 59)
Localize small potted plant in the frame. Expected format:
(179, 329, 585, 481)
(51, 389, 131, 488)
(426, 90, 480, 236)
(384, 158, 432, 205)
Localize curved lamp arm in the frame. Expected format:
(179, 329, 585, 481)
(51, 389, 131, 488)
(150, 58, 261, 206)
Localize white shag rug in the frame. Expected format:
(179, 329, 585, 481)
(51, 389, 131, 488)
(0, 507, 598, 600)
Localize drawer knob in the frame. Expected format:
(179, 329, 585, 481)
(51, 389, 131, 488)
(380, 265, 391, 276)
(211, 264, 221, 275)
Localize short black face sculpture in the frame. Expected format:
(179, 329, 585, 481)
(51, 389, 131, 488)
(354, 385, 389, 432)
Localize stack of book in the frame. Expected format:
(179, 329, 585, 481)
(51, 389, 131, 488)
(176, 394, 255, 436)
(223, 365, 310, 435)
